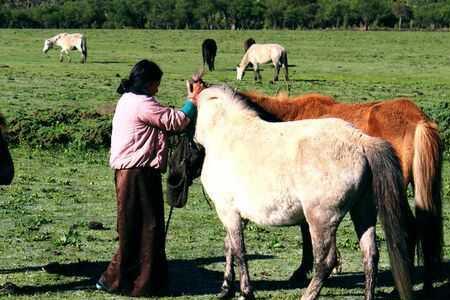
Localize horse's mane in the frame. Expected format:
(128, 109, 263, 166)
(239, 90, 337, 120)
(205, 85, 280, 122)
(242, 90, 336, 106)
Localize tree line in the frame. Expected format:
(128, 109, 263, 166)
(1, 0, 450, 30)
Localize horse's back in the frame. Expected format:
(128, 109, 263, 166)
(59, 33, 84, 46)
(248, 43, 285, 64)
(201, 116, 369, 226)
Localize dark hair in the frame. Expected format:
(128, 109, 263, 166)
(117, 59, 163, 95)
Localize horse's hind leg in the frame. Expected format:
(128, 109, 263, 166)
(218, 232, 236, 299)
(301, 213, 338, 300)
(350, 197, 379, 300)
(273, 64, 280, 82)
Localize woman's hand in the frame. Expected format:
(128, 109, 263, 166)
(186, 79, 204, 105)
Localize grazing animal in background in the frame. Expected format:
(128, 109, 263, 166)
(242, 91, 443, 293)
(243, 38, 255, 53)
(194, 85, 414, 300)
(0, 114, 14, 185)
(202, 38, 217, 71)
(236, 43, 288, 82)
(43, 33, 87, 63)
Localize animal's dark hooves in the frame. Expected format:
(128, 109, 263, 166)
(217, 287, 235, 299)
(289, 269, 309, 286)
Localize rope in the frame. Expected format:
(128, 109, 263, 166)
(165, 205, 174, 239)
(201, 184, 213, 209)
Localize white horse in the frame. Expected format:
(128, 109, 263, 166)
(236, 43, 288, 82)
(194, 85, 413, 300)
(43, 33, 87, 63)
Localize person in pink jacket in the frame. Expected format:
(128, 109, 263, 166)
(97, 59, 200, 297)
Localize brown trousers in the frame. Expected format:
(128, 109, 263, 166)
(100, 168, 168, 297)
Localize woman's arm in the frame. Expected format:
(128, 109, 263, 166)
(137, 99, 196, 132)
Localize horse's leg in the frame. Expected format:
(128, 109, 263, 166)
(218, 232, 236, 299)
(290, 222, 313, 284)
(226, 221, 254, 299)
(67, 50, 72, 63)
(251, 62, 262, 82)
(301, 211, 338, 300)
(273, 63, 280, 82)
(253, 63, 259, 81)
(284, 64, 289, 81)
(350, 198, 379, 300)
(59, 50, 64, 62)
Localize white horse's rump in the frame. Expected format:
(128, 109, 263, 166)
(43, 33, 87, 63)
(236, 43, 288, 81)
(194, 85, 413, 300)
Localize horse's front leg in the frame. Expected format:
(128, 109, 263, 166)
(290, 222, 313, 285)
(252, 64, 261, 82)
(226, 221, 254, 299)
(218, 232, 236, 299)
(59, 50, 64, 62)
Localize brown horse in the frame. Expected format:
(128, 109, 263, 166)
(0, 114, 14, 185)
(241, 91, 443, 292)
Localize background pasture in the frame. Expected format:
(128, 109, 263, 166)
(0, 29, 449, 299)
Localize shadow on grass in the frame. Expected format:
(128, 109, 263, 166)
(0, 255, 269, 296)
(0, 258, 448, 299)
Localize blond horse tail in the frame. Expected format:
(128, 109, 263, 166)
(413, 120, 443, 287)
(364, 139, 414, 300)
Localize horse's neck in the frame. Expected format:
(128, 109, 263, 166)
(239, 52, 250, 68)
(247, 94, 297, 120)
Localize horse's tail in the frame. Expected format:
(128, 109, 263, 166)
(364, 139, 414, 300)
(413, 120, 443, 285)
(81, 36, 87, 63)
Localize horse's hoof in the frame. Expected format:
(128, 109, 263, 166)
(217, 287, 235, 299)
(289, 270, 309, 286)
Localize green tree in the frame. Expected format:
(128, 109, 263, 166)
(352, 0, 391, 30)
(392, 0, 413, 29)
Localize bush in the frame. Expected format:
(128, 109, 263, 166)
(6, 108, 112, 150)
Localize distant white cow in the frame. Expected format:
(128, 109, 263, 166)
(43, 33, 87, 63)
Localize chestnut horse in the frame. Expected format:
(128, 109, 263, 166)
(0, 114, 14, 185)
(242, 91, 443, 292)
(195, 85, 413, 300)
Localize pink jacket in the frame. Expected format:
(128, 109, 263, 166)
(109, 92, 192, 170)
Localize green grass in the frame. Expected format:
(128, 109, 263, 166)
(0, 29, 449, 299)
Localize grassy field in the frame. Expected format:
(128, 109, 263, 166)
(0, 29, 449, 299)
